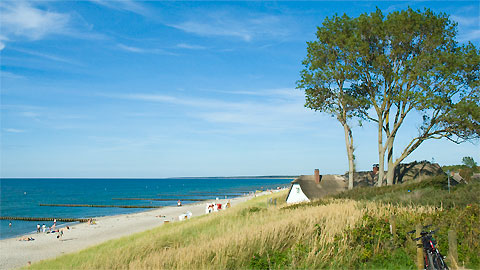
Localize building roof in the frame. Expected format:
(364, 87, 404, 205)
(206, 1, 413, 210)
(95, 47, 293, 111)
(288, 174, 347, 200)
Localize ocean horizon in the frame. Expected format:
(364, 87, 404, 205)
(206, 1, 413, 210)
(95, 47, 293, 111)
(0, 177, 293, 240)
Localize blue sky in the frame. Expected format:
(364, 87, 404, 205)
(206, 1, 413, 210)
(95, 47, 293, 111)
(1, 1, 479, 178)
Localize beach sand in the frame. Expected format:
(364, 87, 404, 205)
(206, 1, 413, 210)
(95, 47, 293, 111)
(0, 192, 270, 269)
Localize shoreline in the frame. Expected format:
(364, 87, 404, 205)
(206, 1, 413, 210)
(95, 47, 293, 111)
(0, 194, 249, 241)
(0, 190, 280, 269)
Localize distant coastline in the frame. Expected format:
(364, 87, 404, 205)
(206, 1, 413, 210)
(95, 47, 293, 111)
(0, 176, 298, 180)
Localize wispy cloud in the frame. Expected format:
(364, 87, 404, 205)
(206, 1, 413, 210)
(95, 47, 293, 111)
(451, 15, 479, 27)
(210, 88, 302, 98)
(0, 1, 106, 49)
(3, 128, 25, 133)
(21, 111, 41, 118)
(90, 0, 150, 16)
(117, 44, 176, 55)
(458, 29, 480, 42)
(169, 11, 292, 42)
(176, 43, 207, 50)
(1, 71, 25, 79)
(12, 47, 80, 65)
(0, 1, 70, 41)
(451, 14, 480, 42)
(101, 88, 322, 133)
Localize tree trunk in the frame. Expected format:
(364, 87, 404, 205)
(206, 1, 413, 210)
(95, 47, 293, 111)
(377, 123, 385, 187)
(386, 138, 395, 185)
(343, 123, 355, 190)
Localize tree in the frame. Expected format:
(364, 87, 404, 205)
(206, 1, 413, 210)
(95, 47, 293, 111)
(300, 8, 480, 187)
(297, 14, 368, 190)
(462, 156, 478, 168)
(352, 8, 480, 186)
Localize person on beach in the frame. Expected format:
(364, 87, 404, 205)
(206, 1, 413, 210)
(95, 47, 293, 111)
(37, 224, 40, 233)
(57, 229, 64, 239)
(42, 224, 46, 233)
(18, 236, 35, 241)
(177, 200, 182, 207)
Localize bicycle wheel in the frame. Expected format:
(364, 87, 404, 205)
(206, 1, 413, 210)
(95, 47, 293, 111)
(432, 252, 449, 270)
(425, 251, 436, 270)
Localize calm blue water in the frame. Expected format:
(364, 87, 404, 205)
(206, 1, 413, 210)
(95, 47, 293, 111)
(0, 178, 292, 239)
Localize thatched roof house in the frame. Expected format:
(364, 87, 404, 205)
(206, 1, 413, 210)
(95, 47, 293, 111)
(347, 161, 446, 186)
(286, 174, 347, 204)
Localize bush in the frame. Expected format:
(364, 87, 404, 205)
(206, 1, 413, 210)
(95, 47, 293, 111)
(249, 250, 290, 269)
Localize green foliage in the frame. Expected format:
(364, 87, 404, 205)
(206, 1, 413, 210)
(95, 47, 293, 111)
(342, 204, 480, 269)
(299, 7, 480, 187)
(348, 214, 393, 262)
(280, 198, 330, 211)
(30, 177, 479, 270)
(462, 156, 478, 168)
(459, 167, 474, 182)
(426, 204, 480, 268)
(360, 249, 415, 270)
(249, 250, 290, 270)
(443, 164, 480, 173)
(332, 176, 480, 209)
(239, 206, 266, 216)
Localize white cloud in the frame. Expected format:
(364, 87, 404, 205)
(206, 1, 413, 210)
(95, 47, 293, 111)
(0, 2, 70, 40)
(176, 43, 206, 50)
(4, 128, 25, 133)
(90, 0, 149, 16)
(117, 44, 144, 53)
(117, 44, 176, 55)
(0, 2, 106, 49)
(458, 29, 480, 42)
(169, 12, 291, 42)
(211, 88, 303, 98)
(101, 88, 323, 133)
(1, 71, 25, 79)
(118, 93, 179, 103)
(170, 21, 253, 41)
(451, 15, 479, 26)
(12, 48, 79, 65)
(21, 111, 40, 118)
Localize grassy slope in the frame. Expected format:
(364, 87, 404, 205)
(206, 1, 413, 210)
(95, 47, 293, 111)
(31, 178, 479, 269)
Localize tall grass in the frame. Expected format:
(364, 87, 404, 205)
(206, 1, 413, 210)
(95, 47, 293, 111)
(30, 191, 442, 269)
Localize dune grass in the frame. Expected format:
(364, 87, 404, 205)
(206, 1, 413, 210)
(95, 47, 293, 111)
(30, 179, 479, 269)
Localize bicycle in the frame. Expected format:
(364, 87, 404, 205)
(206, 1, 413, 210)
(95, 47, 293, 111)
(408, 225, 449, 270)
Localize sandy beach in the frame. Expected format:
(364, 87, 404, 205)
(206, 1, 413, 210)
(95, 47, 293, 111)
(0, 192, 269, 270)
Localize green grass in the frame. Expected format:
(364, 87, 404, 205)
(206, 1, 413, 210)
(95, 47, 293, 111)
(332, 176, 480, 208)
(442, 164, 480, 173)
(29, 179, 480, 269)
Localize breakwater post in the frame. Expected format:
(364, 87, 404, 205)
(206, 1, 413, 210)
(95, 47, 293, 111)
(39, 204, 163, 208)
(113, 198, 202, 201)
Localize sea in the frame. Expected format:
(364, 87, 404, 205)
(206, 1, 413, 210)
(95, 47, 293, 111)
(0, 178, 293, 240)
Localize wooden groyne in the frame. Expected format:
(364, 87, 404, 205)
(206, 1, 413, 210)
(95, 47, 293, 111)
(156, 194, 241, 197)
(0, 216, 91, 222)
(113, 198, 203, 201)
(189, 191, 251, 194)
(39, 204, 163, 208)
